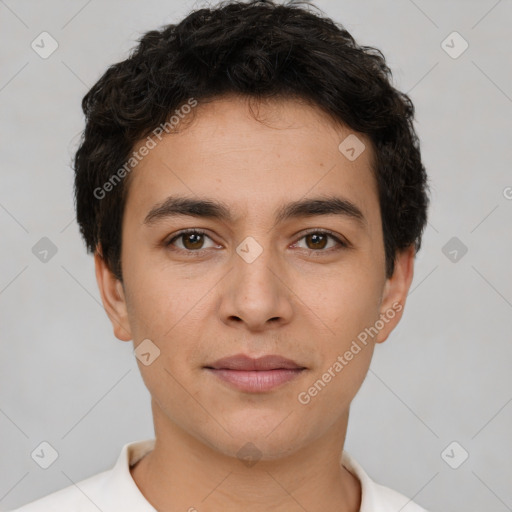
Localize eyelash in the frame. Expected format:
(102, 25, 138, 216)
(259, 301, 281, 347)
(165, 228, 348, 256)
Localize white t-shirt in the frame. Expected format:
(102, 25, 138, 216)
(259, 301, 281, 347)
(10, 439, 429, 511)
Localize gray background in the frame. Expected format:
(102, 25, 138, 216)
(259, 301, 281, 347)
(1, 0, 511, 510)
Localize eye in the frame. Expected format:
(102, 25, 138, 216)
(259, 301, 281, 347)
(166, 229, 219, 251)
(165, 229, 348, 255)
(292, 230, 347, 252)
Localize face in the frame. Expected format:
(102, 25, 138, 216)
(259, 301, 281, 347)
(96, 94, 414, 460)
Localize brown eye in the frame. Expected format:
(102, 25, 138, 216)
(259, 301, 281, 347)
(294, 231, 346, 252)
(181, 232, 204, 250)
(167, 230, 218, 252)
(305, 233, 328, 250)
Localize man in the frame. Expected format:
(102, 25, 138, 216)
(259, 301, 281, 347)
(13, 0, 431, 510)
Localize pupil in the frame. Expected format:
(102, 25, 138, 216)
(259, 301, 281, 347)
(308, 233, 327, 249)
(185, 233, 203, 249)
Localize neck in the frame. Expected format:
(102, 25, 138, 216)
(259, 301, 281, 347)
(130, 402, 361, 512)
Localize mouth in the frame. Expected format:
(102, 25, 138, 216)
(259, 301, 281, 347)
(203, 353, 307, 393)
(205, 353, 305, 371)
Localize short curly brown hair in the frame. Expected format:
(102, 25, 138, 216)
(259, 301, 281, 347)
(74, 0, 430, 281)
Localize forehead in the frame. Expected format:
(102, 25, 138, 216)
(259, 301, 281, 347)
(124, 95, 379, 227)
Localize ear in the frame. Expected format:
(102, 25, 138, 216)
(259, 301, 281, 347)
(94, 248, 132, 342)
(375, 244, 416, 344)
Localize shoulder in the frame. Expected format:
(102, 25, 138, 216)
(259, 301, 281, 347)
(341, 451, 430, 512)
(9, 439, 156, 512)
(370, 480, 430, 511)
(9, 470, 110, 511)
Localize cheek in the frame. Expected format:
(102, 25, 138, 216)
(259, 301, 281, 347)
(122, 252, 206, 339)
(301, 346, 374, 409)
(122, 261, 214, 397)
(295, 263, 382, 343)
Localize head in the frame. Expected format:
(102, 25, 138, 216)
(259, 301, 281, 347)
(75, 0, 429, 459)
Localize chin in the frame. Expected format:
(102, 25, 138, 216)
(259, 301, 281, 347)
(196, 421, 310, 463)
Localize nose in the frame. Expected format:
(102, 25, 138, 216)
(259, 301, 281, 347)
(217, 241, 294, 332)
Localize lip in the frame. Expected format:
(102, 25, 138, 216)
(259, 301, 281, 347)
(206, 368, 305, 392)
(205, 354, 305, 371)
(204, 354, 307, 393)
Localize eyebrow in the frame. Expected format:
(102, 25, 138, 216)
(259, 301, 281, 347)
(143, 195, 367, 229)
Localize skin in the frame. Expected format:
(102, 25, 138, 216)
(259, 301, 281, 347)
(95, 94, 415, 512)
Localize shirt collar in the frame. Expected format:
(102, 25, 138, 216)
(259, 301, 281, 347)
(99, 438, 157, 511)
(341, 450, 381, 510)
